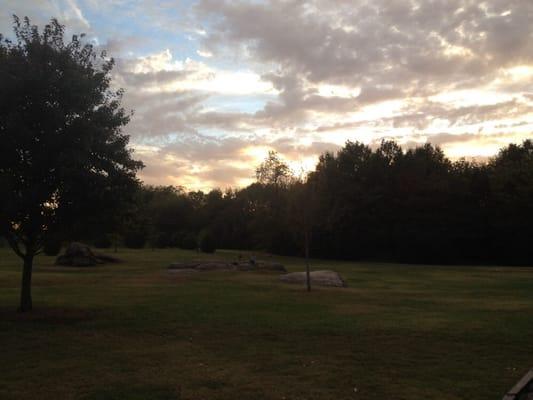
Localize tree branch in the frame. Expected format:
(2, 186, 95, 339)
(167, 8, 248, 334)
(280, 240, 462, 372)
(4, 229, 25, 259)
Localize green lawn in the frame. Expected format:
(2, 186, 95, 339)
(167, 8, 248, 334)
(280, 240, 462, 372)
(1, 247, 532, 399)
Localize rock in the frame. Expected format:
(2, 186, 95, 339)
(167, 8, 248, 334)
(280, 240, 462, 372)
(168, 262, 202, 270)
(255, 261, 287, 272)
(195, 262, 234, 271)
(56, 254, 95, 267)
(66, 242, 93, 258)
(168, 261, 234, 271)
(93, 252, 121, 264)
(56, 242, 120, 267)
(168, 259, 286, 272)
(234, 260, 287, 272)
(279, 270, 347, 287)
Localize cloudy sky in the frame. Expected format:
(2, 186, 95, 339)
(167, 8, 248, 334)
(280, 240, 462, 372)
(2, 1, 533, 190)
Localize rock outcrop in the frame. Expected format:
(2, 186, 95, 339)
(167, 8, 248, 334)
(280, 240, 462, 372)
(168, 259, 287, 273)
(56, 242, 120, 267)
(279, 270, 347, 287)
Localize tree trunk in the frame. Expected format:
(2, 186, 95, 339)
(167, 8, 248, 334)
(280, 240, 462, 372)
(305, 230, 311, 292)
(19, 254, 34, 312)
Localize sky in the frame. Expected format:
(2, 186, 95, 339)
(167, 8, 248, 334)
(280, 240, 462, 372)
(2, 0, 533, 191)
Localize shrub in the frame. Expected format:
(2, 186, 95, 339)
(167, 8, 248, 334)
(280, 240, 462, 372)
(43, 237, 62, 256)
(154, 232, 180, 248)
(179, 232, 197, 250)
(198, 230, 216, 253)
(124, 231, 146, 249)
(154, 233, 169, 248)
(93, 235, 112, 249)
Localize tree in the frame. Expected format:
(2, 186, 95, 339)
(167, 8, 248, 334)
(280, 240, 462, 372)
(289, 179, 318, 291)
(255, 150, 292, 187)
(251, 151, 296, 253)
(0, 17, 143, 311)
(487, 140, 533, 264)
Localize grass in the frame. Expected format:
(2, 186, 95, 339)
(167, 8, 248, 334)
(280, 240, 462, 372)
(1, 247, 532, 399)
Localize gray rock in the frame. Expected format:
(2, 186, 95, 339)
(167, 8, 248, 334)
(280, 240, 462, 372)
(168, 259, 286, 272)
(56, 242, 120, 267)
(255, 261, 287, 272)
(93, 252, 121, 264)
(195, 262, 234, 271)
(279, 270, 347, 287)
(168, 262, 202, 270)
(168, 261, 234, 271)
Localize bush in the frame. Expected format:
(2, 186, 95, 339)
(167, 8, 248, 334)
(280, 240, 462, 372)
(179, 232, 197, 250)
(198, 230, 216, 253)
(93, 235, 112, 249)
(43, 237, 62, 256)
(154, 232, 179, 248)
(124, 231, 146, 249)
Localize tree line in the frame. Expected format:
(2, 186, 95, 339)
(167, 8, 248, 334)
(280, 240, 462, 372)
(80, 139, 533, 266)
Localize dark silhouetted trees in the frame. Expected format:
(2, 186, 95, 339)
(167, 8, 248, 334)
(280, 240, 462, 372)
(114, 140, 532, 266)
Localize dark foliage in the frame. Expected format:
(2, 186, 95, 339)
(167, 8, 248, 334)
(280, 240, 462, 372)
(124, 231, 147, 249)
(43, 237, 62, 256)
(177, 231, 198, 250)
(198, 230, 216, 253)
(113, 141, 533, 265)
(93, 235, 112, 249)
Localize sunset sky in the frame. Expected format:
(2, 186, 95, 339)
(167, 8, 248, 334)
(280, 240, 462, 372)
(2, 0, 532, 191)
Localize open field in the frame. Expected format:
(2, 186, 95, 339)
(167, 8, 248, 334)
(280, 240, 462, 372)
(1, 248, 532, 399)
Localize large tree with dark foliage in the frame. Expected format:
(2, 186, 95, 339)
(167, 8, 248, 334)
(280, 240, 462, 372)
(487, 140, 533, 264)
(0, 17, 143, 311)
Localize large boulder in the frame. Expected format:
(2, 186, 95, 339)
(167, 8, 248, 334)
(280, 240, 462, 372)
(56, 242, 120, 267)
(279, 270, 347, 287)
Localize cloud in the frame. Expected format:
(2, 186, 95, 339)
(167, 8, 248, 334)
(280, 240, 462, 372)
(197, 0, 533, 120)
(2, 0, 533, 189)
(115, 49, 276, 96)
(0, 0, 90, 34)
(77, 0, 533, 187)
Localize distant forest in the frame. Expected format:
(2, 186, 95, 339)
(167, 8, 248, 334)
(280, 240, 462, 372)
(15, 139, 533, 266)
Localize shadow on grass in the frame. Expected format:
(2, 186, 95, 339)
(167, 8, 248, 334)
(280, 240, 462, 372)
(0, 307, 98, 325)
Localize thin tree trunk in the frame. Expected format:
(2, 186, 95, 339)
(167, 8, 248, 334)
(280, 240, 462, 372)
(19, 254, 34, 312)
(305, 230, 311, 292)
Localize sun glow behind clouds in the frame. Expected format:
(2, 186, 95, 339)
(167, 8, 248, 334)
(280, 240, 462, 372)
(241, 145, 272, 164)
(164, 68, 275, 96)
(131, 49, 276, 96)
(503, 65, 533, 81)
(444, 141, 504, 159)
(14, 0, 530, 190)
